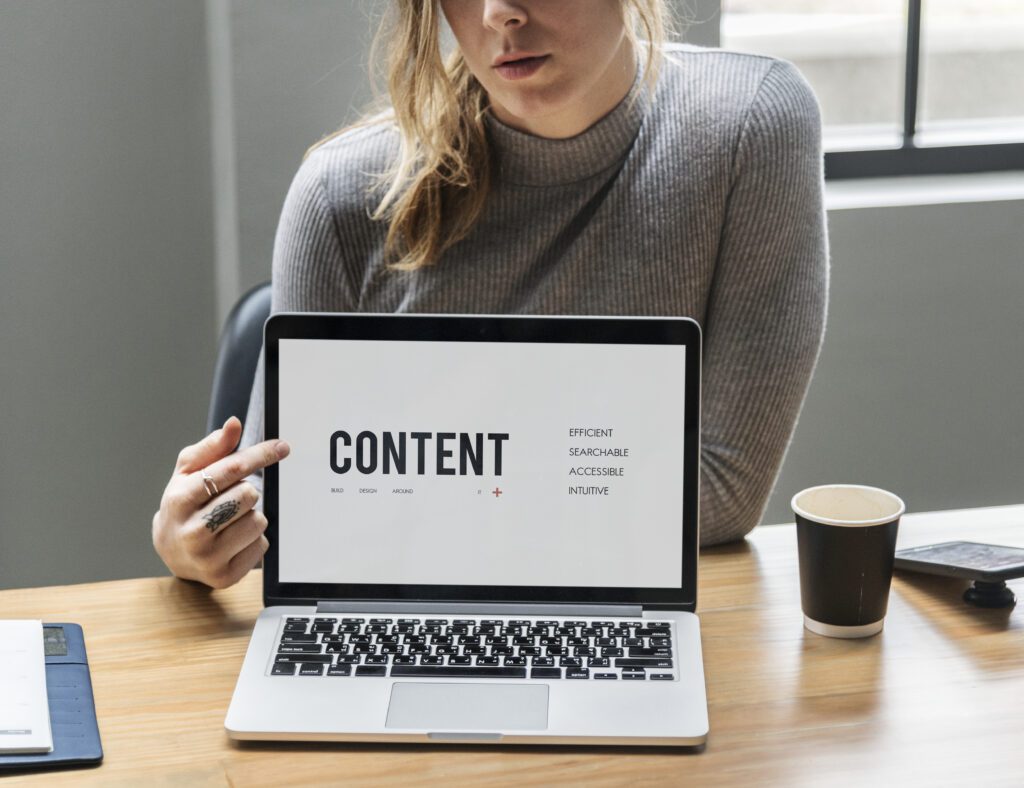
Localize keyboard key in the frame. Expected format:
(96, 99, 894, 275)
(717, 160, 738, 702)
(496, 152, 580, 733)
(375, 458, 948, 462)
(286, 617, 311, 624)
(299, 663, 325, 676)
(504, 656, 527, 667)
(566, 669, 589, 680)
(341, 618, 365, 624)
(651, 673, 675, 681)
(588, 657, 610, 668)
(327, 664, 352, 676)
(283, 624, 307, 633)
(476, 656, 499, 666)
(281, 633, 318, 643)
(275, 653, 332, 664)
(369, 618, 393, 625)
(278, 644, 324, 654)
(594, 672, 617, 680)
(448, 656, 472, 665)
(532, 656, 555, 667)
(365, 655, 389, 665)
(628, 648, 673, 658)
(601, 647, 624, 658)
(559, 657, 582, 668)
(339, 654, 361, 664)
(272, 663, 297, 676)
(391, 666, 527, 679)
(393, 655, 416, 665)
(421, 655, 443, 665)
(531, 668, 562, 679)
(616, 658, 674, 669)
(355, 665, 387, 677)
(622, 671, 647, 681)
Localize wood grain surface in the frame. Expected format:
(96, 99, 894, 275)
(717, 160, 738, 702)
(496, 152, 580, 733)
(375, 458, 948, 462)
(1, 504, 1022, 787)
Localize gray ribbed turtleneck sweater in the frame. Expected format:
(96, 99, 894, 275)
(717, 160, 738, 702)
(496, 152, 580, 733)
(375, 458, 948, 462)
(239, 43, 829, 547)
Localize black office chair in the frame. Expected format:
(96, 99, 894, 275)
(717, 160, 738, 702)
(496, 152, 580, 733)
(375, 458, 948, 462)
(206, 281, 272, 434)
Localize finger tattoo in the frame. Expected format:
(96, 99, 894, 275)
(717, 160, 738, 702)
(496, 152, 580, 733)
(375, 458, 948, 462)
(203, 500, 240, 532)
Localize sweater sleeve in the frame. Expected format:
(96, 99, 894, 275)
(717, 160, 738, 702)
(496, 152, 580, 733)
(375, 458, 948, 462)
(237, 150, 357, 510)
(698, 60, 829, 546)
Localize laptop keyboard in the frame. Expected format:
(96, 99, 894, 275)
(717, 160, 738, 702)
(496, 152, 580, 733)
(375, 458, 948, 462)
(270, 616, 677, 681)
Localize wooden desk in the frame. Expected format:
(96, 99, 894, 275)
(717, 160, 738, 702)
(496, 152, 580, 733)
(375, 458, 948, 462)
(2, 505, 1022, 786)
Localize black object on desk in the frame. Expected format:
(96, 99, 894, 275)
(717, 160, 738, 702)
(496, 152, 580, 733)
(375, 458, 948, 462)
(895, 541, 1024, 608)
(0, 623, 103, 771)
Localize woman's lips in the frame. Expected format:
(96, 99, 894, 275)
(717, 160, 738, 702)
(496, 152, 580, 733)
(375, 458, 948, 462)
(494, 55, 549, 81)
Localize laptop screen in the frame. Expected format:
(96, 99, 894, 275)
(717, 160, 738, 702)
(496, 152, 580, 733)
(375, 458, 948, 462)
(275, 335, 687, 590)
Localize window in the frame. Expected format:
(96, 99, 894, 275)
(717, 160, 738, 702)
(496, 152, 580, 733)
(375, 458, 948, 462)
(720, 0, 1024, 178)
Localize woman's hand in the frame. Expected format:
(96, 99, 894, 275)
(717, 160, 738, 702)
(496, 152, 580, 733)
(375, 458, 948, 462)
(152, 416, 290, 589)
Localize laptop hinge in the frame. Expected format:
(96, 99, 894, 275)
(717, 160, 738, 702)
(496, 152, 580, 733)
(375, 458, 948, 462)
(315, 601, 644, 617)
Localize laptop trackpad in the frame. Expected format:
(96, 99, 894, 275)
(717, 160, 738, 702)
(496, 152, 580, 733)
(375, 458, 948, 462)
(386, 683, 548, 732)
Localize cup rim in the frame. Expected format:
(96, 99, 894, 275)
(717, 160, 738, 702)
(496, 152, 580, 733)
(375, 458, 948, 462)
(791, 484, 906, 527)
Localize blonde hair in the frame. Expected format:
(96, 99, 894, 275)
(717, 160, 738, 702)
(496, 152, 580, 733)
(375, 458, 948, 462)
(307, 1, 671, 271)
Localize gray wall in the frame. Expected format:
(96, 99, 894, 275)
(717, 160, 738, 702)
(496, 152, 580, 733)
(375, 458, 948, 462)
(0, 2, 1019, 590)
(764, 200, 1024, 525)
(0, 0, 218, 591)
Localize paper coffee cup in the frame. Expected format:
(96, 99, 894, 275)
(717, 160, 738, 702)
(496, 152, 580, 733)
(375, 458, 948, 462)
(791, 484, 905, 638)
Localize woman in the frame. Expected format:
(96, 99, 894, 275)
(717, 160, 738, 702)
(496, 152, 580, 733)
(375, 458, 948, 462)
(153, 0, 827, 589)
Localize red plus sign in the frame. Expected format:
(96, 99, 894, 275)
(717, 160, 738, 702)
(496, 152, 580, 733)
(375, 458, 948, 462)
(492, 488, 503, 498)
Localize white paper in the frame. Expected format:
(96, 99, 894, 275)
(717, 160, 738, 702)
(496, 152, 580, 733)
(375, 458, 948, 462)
(0, 620, 53, 753)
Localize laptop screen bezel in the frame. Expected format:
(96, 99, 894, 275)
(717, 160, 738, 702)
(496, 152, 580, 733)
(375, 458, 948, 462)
(262, 313, 700, 611)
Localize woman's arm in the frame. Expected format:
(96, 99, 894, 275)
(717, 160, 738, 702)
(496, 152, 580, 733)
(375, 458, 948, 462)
(699, 60, 829, 546)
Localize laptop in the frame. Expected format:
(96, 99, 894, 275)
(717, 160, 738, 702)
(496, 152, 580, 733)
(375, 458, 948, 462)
(225, 312, 708, 746)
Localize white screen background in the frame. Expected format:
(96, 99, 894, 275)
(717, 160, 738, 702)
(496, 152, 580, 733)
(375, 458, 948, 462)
(277, 338, 686, 588)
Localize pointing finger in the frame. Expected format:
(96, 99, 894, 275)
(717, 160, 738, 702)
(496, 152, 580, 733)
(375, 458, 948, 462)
(176, 417, 242, 474)
(186, 439, 290, 510)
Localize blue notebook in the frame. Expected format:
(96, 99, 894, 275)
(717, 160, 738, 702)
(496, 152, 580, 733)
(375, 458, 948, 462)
(0, 623, 103, 772)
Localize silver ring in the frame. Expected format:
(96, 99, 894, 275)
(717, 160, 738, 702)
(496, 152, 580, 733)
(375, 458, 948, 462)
(201, 470, 219, 498)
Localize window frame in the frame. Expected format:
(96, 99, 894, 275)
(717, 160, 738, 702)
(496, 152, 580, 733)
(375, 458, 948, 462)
(718, 0, 1024, 180)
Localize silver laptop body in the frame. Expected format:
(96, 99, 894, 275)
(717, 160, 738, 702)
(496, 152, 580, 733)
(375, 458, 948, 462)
(225, 313, 708, 746)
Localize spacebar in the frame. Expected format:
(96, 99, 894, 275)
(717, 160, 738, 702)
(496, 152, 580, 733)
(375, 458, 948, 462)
(390, 666, 527, 679)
